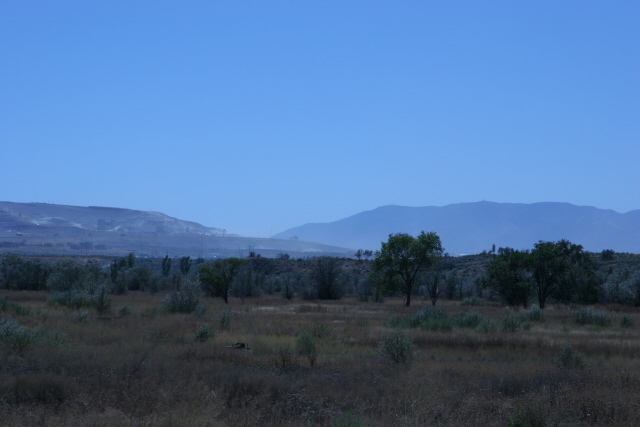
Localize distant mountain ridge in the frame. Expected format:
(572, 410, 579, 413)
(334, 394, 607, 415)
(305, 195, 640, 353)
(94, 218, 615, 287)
(0, 201, 351, 258)
(273, 202, 640, 254)
(0, 201, 225, 236)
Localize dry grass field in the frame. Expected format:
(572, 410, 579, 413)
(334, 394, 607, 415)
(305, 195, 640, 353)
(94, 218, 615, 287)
(1, 292, 639, 426)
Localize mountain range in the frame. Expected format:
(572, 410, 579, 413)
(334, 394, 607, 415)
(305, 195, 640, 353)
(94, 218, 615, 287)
(0, 201, 351, 258)
(273, 202, 640, 254)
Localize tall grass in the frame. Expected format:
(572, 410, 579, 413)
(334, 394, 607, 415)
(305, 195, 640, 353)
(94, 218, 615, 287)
(0, 292, 638, 426)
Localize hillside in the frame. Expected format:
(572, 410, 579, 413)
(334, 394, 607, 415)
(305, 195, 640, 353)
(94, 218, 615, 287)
(274, 202, 640, 254)
(0, 202, 351, 258)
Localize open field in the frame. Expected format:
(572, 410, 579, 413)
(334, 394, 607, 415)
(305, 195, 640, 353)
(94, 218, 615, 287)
(1, 293, 639, 426)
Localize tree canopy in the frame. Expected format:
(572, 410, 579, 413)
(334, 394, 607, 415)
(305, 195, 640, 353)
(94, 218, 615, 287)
(479, 247, 532, 307)
(529, 239, 595, 309)
(198, 258, 245, 304)
(371, 231, 443, 306)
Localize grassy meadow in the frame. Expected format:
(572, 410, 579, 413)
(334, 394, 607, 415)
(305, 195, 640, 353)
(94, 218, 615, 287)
(1, 292, 639, 426)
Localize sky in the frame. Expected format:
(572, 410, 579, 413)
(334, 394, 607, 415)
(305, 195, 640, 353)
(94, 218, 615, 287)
(1, 1, 638, 237)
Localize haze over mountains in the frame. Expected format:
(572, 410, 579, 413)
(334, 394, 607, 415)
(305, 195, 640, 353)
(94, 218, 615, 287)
(0, 201, 351, 258)
(274, 202, 640, 254)
(2, 201, 638, 257)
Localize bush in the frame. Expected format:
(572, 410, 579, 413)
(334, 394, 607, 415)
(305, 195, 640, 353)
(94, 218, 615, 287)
(307, 322, 332, 339)
(456, 312, 483, 328)
(524, 307, 546, 322)
(217, 309, 233, 330)
(295, 331, 317, 366)
(385, 307, 455, 331)
(620, 314, 634, 328)
(47, 291, 94, 310)
(0, 317, 38, 353)
(573, 309, 612, 327)
(0, 296, 31, 316)
(462, 296, 481, 306)
(475, 318, 498, 333)
(116, 303, 132, 318)
(73, 309, 88, 323)
(498, 313, 522, 332)
(554, 343, 585, 370)
(45, 328, 67, 347)
(194, 324, 215, 343)
(376, 330, 418, 365)
(162, 279, 202, 314)
(93, 284, 112, 315)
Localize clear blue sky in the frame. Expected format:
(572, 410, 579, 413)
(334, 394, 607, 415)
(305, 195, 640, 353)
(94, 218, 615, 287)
(2, 1, 638, 237)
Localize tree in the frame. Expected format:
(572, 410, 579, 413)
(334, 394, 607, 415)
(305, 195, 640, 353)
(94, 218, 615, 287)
(310, 257, 346, 300)
(354, 249, 363, 261)
(126, 253, 136, 268)
(479, 247, 532, 307)
(179, 256, 192, 275)
(162, 255, 172, 277)
(197, 258, 245, 303)
(371, 231, 443, 306)
(528, 240, 592, 309)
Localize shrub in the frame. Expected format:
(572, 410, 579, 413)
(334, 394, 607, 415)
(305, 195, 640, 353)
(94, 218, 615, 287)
(376, 330, 417, 365)
(194, 324, 215, 343)
(498, 313, 522, 332)
(73, 309, 88, 323)
(456, 312, 483, 328)
(47, 291, 94, 310)
(573, 309, 612, 327)
(45, 328, 67, 347)
(162, 279, 201, 314)
(295, 331, 318, 366)
(0, 296, 31, 316)
(524, 307, 546, 322)
(475, 318, 498, 333)
(554, 343, 585, 370)
(217, 309, 233, 331)
(116, 303, 132, 318)
(273, 347, 297, 368)
(193, 303, 208, 317)
(307, 322, 332, 339)
(386, 307, 454, 331)
(462, 296, 481, 306)
(0, 317, 38, 353)
(93, 284, 112, 315)
(620, 314, 634, 328)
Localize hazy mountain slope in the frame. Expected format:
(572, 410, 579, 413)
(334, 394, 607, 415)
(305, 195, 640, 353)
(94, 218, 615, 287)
(274, 202, 640, 254)
(0, 202, 352, 258)
(0, 201, 223, 235)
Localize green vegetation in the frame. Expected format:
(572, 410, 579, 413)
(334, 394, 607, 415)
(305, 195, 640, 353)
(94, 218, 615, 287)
(0, 243, 639, 425)
(372, 231, 443, 306)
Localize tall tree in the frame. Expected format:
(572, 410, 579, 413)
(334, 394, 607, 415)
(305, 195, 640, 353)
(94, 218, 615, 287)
(372, 231, 443, 306)
(311, 257, 346, 300)
(161, 255, 172, 277)
(198, 258, 245, 304)
(529, 239, 591, 309)
(479, 247, 532, 307)
(179, 256, 192, 275)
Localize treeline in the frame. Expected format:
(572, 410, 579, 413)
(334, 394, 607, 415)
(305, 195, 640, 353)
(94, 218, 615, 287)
(1, 238, 639, 310)
(478, 241, 640, 308)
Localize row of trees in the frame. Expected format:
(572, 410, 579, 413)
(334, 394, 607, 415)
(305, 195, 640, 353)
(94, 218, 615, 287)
(1, 233, 638, 308)
(478, 241, 599, 308)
